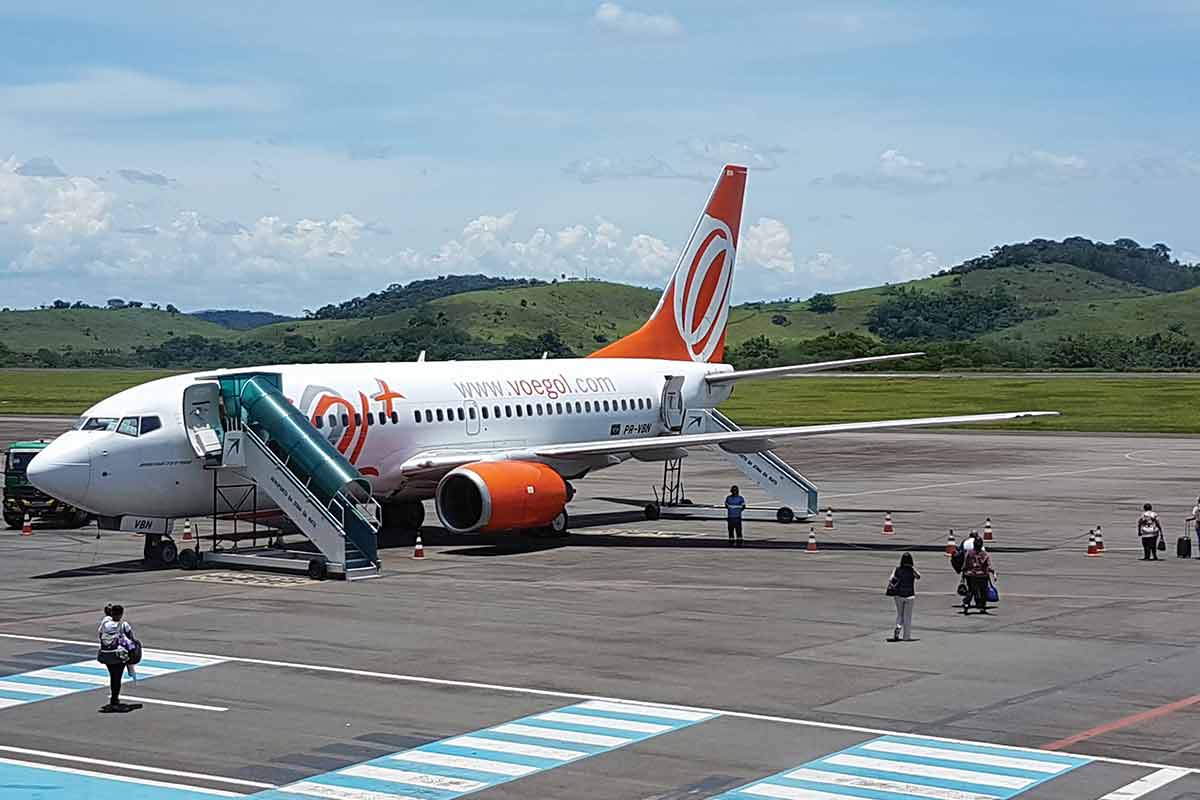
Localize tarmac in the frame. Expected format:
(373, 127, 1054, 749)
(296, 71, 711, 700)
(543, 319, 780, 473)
(2, 415, 1200, 799)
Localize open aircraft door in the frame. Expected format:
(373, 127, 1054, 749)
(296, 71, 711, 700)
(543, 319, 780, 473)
(183, 382, 224, 464)
(660, 375, 686, 433)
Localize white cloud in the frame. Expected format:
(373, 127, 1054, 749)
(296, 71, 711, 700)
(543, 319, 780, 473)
(978, 150, 1092, 183)
(886, 245, 942, 281)
(15, 156, 67, 178)
(825, 149, 951, 191)
(683, 138, 784, 171)
(0, 68, 287, 118)
(1176, 250, 1200, 266)
(742, 218, 794, 272)
(593, 2, 683, 38)
(564, 137, 783, 184)
(562, 156, 704, 183)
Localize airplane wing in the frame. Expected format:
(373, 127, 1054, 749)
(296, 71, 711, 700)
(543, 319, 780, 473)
(397, 411, 1057, 477)
(704, 352, 922, 385)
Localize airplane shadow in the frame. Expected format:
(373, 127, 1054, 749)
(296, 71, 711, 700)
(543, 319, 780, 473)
(32, 559, 166, 580)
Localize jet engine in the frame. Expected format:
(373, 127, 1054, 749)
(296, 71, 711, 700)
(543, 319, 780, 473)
(435, 461, 568, 533)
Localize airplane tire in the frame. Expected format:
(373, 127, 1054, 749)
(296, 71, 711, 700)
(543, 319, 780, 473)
(307, 559, 328, 581)
(178, 548, 199, 571)
(402, 501, 426, 530)
(644, 503, 660, 521)
(776, 507, 795, 524)
(3, 512, 22, 530)
(158, 538, 179, 566)
(548, 510, 569, 536)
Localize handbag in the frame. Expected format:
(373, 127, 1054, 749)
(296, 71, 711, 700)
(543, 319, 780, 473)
(1158, 534, 1167, 552)
(986, 582, 999, 603)
(97, 646, 127, 666)
(956, 579, 969, 597)
(885, 571, 898, 597)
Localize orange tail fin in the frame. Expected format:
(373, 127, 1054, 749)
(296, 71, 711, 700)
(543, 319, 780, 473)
(589, 164, 747, 363)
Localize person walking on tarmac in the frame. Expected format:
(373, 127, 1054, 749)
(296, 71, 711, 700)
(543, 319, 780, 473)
(1188, 497, 1200, 556)
(724, 485, 746, 547)
(963, 534, 995, 615)
(96, 604, 142, 713)
(886, 552, 920, 642)
(1138, 503, 1163, 561)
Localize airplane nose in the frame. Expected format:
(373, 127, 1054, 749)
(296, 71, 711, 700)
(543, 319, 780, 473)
(27, 437, 93, 509)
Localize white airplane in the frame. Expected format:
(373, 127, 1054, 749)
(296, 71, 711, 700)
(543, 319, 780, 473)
(29, 164, 1054, 550)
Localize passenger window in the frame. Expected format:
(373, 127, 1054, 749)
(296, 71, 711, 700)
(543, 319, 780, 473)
(565, 403, 572, 415)
(468, 407, 476, 420)
(458, 408, 465, 421)
(355, 413, 362, 426)
(575, 401, 582, 413)
(494, 405, 502, 418)
(378, 412, 386, 425)
(536, 403, 543, 416)
(620, 399, 627, 411)
(526, 404, 533, 417)
(436, 409, 444, 422)
(391, 411, 399, 424)
(505, 405, 512, 418)
(425, 409, 433, 423)
(364, 413, 371, 427)
(482, 407, 489, 420)
(556, 402, 563, 415)
(414, 410, 422, 423)
(313, 416, 324, 429)
(585, 401, 592, 412)
(140, 416, 162, 434)
(516, 405, 523, 418)
(116, 416, 140, 437)
(341, 414, 349, 426)
(603, 400, 610, 412)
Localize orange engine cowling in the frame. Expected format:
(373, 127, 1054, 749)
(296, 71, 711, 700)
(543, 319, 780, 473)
(435, 461, 568, 533)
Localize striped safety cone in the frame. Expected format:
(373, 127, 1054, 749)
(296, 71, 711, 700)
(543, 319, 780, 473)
(1086, 530, 1099, 557)
(20, 514, 33, 536)
(823, 508, 834, 529)
(945, 529, 957, 556)
(983, 517, 994, 542)
(807, 527, 818, 552)
(182, 519, 193, 541)
(412, 532, 425, 559)
(882, 512, 894, 536)
(1094, 525, 1104, 552)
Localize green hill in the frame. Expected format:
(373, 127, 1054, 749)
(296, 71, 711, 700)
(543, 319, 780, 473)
(0, 308, 235, 355)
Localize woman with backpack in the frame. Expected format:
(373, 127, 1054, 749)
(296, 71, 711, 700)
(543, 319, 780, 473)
(886, 552, 920, 642)
(97, 604, 140, 712)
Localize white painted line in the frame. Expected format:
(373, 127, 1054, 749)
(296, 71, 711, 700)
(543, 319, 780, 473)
(743, 783, 848, 800)
(576, 699, 713, 722)
(281, 781, 418, 800)
(786, 767, 997, 800)
(27, 668, 109, 685)
(0, 697, 27, 708)
(0, 631, 1190, 776)
(861, 739, 1071, 773)
(537, 710, 670, 734)
(391, 749, 538, 777)
(491, 722, 632, 747)
(824, 754, 1033, 790)
(340, 764, 487, 793)
(0, 755, 243, 797)
(0, 745, 275, 789)
(115, 664, 175, 677)
(0, 680, 75, 697)
(824, 465, 1126, 500)
(444, 734, 585, 761)
(1098, 767, 1190, 799)
(120, 695, 228, 712)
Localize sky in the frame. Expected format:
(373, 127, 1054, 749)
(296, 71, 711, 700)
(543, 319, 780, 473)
(1, 1, 1198, 314)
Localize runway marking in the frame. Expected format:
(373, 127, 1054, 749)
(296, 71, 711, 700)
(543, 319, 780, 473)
(257, 700, 716, 800)
(120, 694, 229, 711)
(0, 744, 274, 788)
(824, 465, 1127, 500)
(0, 631, 1191, 776)
(1097, 767, 1189, 799)
(0, 755, 242, 797)
(710, 735, 1090, 800)
(1044, 693, 1200, 750)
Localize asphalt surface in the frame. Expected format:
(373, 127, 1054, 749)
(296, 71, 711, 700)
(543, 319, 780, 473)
(2, 419, 1200, 799)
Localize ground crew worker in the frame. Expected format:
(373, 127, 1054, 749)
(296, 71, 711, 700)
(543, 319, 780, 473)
(724, 485, 745, 547)
(1138, 503, 1163, 561)
(963, 534, 995, 614)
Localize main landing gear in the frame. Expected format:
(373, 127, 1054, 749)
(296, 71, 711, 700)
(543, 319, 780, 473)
(379, 501, 426, 548)
(142, 534, 178, 566)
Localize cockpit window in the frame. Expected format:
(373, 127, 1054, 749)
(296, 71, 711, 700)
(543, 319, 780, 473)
(81, 417, 119, 432)
(116, 417, 140, 437)
(139, 416, 162, 435)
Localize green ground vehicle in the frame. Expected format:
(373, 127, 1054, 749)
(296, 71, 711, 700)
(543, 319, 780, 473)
(3, 441, 91, 529)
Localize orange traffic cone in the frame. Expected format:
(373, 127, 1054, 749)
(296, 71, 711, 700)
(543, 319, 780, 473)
(945, 529, 957, 556)
(181, 519, 193, 541)
(983, 517, 993, 542)
(20, 514, 32, 536)
(1086, 530, 1099, 557)
(1095, 525, 1104, 552)
(823, 508, 834, 529)
(412, 532, 425, 559)
(807, 527, 818, 552)
(882, 512, 894, 536)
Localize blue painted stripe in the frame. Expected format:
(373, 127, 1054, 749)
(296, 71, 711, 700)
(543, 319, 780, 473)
(419, 741, 566, 770)
(0, 687, 50, 702)
(841, 745, 1055, 780)
(804, 760, 1024, 796)
(564, 704, 693, 725)
(308, 770, 461, 800)
(138, 658, 202, 672)
(4, 673, 97, 691)
(879, 735, 1090, 766)
(0, 759, 225, 799)
(471, 727, 608, 755)
(515, 715, 651, 741)
(47, 664, 111, 677)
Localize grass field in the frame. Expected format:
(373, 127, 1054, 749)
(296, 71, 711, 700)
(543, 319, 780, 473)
(1, 369, 1196, 433)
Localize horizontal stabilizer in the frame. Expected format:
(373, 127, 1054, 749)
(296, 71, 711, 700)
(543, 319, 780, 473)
(704, 352, 922, 385)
